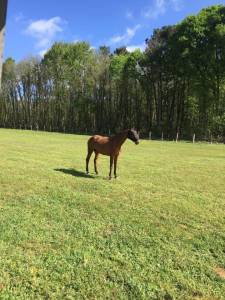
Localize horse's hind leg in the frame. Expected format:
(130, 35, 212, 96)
(86, 148, 93, 174)
(94, 151, 99, 175)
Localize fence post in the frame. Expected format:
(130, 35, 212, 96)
(149, 131, 152, 140)
(176, 132, 179, 143)
(0, 0, 8, 90)
(193, 133, 195, 144)
(161, 132, 164, 141)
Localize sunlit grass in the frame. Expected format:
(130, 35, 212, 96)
(0, 128, 225, 299)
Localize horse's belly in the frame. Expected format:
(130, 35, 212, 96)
(94, 144, 110, 155)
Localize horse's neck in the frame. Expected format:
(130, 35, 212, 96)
(113, 131, 128, 147)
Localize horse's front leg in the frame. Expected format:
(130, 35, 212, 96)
(114, 154, 119, 178)
(109, 155, 114, 180)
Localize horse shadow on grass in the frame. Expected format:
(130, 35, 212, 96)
(54, 168, 95, 179)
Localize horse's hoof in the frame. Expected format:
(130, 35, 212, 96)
(114, 175, 117, 179)
(109, 176, 112, 180)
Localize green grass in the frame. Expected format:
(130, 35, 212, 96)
(0, 128, 225, 299)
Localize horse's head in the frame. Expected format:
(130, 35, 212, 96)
(127, 129, 139, 145)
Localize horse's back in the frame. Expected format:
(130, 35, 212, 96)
(89, 135, 109, 144)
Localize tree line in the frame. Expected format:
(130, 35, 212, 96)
(1, 5, 225, 141)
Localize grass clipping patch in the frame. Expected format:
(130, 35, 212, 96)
(214, 268, 225, 280)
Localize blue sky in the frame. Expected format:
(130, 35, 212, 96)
(4, 0, 225, 61)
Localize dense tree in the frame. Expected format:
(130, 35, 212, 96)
(0, 5, 225, 141)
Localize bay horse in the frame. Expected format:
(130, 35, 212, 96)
(86, 129, 139, 179)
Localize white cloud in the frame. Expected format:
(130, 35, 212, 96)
(38, 48, 48, 57)
(127, 43, 146, 52)
(126, 11, 133, 20)
(143, 0, 166, 19)
(171, 0, 183, 12)
(15, 12, 25, 23)
(109, 24, 141, 45)
(143, 0, 183, 19)
(25, 17, 65, 49)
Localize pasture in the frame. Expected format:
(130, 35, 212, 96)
(0, 128, 224, 299)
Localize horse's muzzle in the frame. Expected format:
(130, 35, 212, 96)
(135, 140, 139, 145)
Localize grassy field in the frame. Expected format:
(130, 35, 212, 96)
(0, 129, 225, 299)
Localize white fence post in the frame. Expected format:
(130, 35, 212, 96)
(193, 133, 195, 143)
